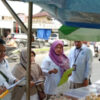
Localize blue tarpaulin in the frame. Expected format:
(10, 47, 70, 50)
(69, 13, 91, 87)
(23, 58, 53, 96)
(8, 0, 100, 41)
(37, 29, 51, 40)
(21, 0, 65, 7)
(20, 0, 100, 29)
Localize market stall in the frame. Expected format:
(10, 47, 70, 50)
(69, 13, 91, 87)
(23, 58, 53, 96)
(47, 80, 100, 100)
(1, 1, 100, 100)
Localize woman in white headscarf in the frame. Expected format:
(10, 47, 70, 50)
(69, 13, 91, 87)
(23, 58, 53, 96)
(11, 49, 45, 100)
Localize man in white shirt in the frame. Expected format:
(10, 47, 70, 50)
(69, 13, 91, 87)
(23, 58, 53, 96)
(82, 41, 93, 85)
(0, 39, 17, 95)
(68, 41, 93, 89)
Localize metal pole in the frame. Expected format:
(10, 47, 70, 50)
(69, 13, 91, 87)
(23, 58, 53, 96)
(0, 28, 2, 37)
(26, 2, 33, 100)
(1, 0, 28, 34)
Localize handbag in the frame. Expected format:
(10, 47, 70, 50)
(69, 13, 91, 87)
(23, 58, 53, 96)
(35, 85, 46, 100)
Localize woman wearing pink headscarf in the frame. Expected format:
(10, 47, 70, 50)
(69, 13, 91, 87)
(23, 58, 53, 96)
(41, 40, 69, 98)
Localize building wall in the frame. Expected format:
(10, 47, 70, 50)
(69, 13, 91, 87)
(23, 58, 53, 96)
(0, 12, 61, 34)
(32, 16, 52, 24)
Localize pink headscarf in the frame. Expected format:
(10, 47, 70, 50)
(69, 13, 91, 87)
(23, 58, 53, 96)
(49, 40, 69, 76)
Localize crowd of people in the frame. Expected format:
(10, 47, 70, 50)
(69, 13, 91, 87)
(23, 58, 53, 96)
(0, 38, 93, 100)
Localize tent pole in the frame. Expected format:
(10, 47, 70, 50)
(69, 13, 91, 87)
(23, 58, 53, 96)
(2, 0, 33, 100)
(1, 0, 28, 34)
(26, 2, 33, 100)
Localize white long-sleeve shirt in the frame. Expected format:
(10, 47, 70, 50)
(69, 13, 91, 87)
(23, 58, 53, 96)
(0, 74, 9, 88)
(68, 45, 93, 83)
(0, 59, 16, 88)
(41, 56, 61, 95)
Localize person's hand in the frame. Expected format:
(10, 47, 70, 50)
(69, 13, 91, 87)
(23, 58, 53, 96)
(30, 81, 35, 88)
(14, 79, 19, 83)
(53, 68, 58, 74)
(0, 86, 6, 95)
(68, 73, 72, 77)
(48, 68, 58, 74)
(83, 79, 89, 86)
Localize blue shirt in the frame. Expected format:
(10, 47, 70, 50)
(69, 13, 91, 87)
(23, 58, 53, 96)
(68, 45, 92, 83)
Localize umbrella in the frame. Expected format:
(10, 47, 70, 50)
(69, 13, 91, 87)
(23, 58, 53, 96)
(21, 0, 64, 8)
(59, 25, 100, 41)
(19, 0, 100, 29)
(10, 0, 100, 42)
